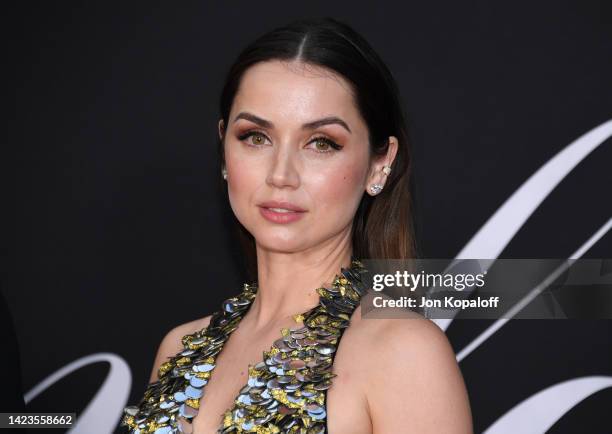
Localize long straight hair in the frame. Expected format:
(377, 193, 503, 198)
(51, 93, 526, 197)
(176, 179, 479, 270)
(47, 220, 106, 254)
(217, 17, 418, 281)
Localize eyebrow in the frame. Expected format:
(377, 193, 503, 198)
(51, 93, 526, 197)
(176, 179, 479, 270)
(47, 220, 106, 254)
(233, 111, 352, 133)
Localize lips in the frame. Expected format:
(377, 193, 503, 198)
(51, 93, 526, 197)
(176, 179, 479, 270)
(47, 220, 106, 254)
(258, 201, 306, 212)
(258, 200, 307, 224)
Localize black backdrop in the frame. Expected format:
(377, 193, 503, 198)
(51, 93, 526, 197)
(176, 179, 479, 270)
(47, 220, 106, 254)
(4, 2, 612, 433)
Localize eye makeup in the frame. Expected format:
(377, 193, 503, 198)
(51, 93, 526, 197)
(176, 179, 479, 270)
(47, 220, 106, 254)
(237, 130, 344, 154)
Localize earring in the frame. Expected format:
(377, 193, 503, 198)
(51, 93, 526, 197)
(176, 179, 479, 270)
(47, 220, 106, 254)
(222, 168, 227, 180)
(382, 165, 392, 175)
(369, 184, 383, 195)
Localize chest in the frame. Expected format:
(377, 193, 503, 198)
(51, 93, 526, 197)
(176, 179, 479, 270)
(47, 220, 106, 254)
(190, 323, 372, 434)
(190, 328, 276, 433)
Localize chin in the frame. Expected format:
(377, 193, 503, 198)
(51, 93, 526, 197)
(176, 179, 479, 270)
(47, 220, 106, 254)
(252, 231, 310, 253)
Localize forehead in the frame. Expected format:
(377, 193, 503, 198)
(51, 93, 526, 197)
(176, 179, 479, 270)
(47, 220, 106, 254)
(231, 60, 361, 125)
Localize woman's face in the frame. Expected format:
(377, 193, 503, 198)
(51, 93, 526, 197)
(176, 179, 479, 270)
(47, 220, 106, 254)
(220, 60, 385, 255)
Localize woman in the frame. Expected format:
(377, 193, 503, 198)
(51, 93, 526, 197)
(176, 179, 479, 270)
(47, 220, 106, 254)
(122, 17, 472, 434)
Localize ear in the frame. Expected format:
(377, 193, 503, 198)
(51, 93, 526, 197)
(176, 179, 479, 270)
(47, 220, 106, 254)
(218, 119, 225, 141)
(218, 119, 227, 172)
(365, 136, 399, 196)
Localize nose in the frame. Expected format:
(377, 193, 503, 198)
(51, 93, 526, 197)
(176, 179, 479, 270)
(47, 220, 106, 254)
(266, 143, 300, 189)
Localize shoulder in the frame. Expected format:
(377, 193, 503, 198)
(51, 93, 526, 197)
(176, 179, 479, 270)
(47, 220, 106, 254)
(148, 314, 213, 383)
(348, 307, 473, 433)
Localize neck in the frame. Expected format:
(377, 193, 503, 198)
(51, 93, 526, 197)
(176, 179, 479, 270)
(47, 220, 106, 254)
(245, 237, 353, 331)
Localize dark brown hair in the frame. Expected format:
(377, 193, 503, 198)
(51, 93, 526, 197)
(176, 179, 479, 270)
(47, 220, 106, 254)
(217, 17, 418, 281)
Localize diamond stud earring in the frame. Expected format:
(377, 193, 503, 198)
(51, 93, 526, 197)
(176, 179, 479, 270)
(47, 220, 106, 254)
(369, 184, 383, 195)
(222, 168, 227, 180)
(382, 165, 392, 175)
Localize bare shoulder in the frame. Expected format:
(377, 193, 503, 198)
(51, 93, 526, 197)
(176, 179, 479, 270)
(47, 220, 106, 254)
(348, 307, 473, 433)
(148, 314, 213, 383)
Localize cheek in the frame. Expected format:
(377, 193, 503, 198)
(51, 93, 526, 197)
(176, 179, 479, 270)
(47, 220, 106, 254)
(225, 154, 262, 217)
(306, 161, 365, 211)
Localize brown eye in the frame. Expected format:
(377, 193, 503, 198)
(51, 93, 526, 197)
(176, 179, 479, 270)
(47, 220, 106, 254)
(314, 139, 330, 151)
(309, 137, 343, 153)
(237, 131, 270, 147)
(251, 133, 266, 145)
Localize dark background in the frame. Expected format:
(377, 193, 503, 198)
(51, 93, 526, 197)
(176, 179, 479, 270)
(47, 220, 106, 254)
(4, 2, 612, 433)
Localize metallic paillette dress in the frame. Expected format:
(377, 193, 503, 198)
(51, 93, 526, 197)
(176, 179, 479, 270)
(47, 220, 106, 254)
(122, 258, 367, 434)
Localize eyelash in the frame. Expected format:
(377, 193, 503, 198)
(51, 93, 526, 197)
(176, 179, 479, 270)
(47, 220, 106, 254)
(237, 130, 343, 153)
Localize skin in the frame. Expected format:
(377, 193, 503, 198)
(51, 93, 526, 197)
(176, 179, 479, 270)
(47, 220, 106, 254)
(149, 60, 473, 433)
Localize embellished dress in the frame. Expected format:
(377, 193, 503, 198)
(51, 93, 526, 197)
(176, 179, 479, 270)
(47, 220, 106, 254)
(122, 258, 368, 434)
